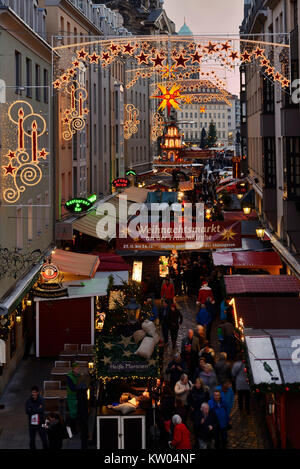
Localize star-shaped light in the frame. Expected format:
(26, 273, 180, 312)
(151, 53, 165, 67)
(67, 68, 76, 77)
(273, 71, 281, 81)
(123, 350, 131, 358)
(101, 52, 110, 62)
(101, 356, 112, 366)
(229, 51, 239, 61)
(241, 51, 252, 63)
(137, 52, 149, 64)
(174, 53, 188, 68)
(119, 335, 133, 348)
(123, 43, 134, 55)
(191, 51, 202, 63)
(3, 164, 16, 175)
(281, 77, 290, 87)
(38, 148, 48, 159)
(89, 52, 100, 63)
(77, 48, 88, 60)
(220, 42, 231, 52)
(72, 60, 80, 68)
(160, 64, 176, 79)
(148, 359, 156, 366)
(53, 80, 61, 89)
(205, 42, 218, 54)
(151, 84, 182, 115)
(266, 66, 274, 75)
(61, 74, 69, 82)
(261, 58, 270, 67)
(253, 47, 264, 58)
(200, 106, 206, 113)
(6, 150, 16, 159)
(109, 43, 119, 53)
(221, 227, 237, 241)
(103, 342, 114, 350)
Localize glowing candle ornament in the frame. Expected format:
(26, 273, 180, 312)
(31, 120, 38, 162)
(18, 108, 24, 150)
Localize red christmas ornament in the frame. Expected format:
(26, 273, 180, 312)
(286, 387, 290, 392)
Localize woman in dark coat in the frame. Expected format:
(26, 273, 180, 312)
(187, 378, 210, 434)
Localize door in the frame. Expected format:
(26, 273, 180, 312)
(38, 298, 91, 356)
(122, 416, 146, 450)
(97, 416, 121, 449)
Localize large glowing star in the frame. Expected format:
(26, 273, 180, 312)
(151, 84, 182, 115)
(221, 227, 238, 241)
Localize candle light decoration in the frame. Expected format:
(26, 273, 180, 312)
(1, 100, 48, 204)
(124, 104, 140, 140)
(62, 81, 89, 141)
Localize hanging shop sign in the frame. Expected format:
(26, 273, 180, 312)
(117, 221, 242, 251)
(32, 282, 68, 299)
(65, 194, 96, 213)
(112, 178, 130, 188)
(41, 263, 59, 281)
(126, 170, 136, 177)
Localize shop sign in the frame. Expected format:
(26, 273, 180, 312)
(41, 263, 59, 281)
(109, 362, 153, 372)
(65, 194, 97, 213)
(112, 178, 130, 188)
(117, 221, 242, 251)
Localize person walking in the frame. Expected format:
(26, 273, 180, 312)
(166, 353, 186, 390)
(181, 329, 194, 376)
(208, 390, 229, 449)
(232, 353, 251, 414)
(190, 325, 206, 377)
(170, 415, 192, 449)
(196, 402, 219, 449)
(187, 378, 210, 434)
(25, 386, 48, 450)
(199, 364, 218, 397)
(66, 362, 82, 433)
(167, 303, 183, 350)
(216, 381, 235, 417)
(160, 277, 175, 303)
(199, 342, 215, 367)
(197, 281, 214, 305)
(174, 373, 192, 406)
(215, 352, 232, 385)
(159, 299, 170, 346)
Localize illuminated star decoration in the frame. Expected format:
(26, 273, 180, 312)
(119, 335, 133, 348)
(137, 51, 149, 65)
(200, 106, 206, 113)
(123, 350, 131, 358)
(221, 227, 238, 241)
(101, 356, 112, 366)
(240, 51, 252, 63)
(160, 64, 176, 79)
(103, 342, 114, 350)
(174, 53, 188, 68)
(38, 148, 48, 159)
(3, 163, 16, 175)
(152, 84, 182, 115)
(148, 359, 156, 367)
(89, 52, 100, 64)
(77, 48, 88, 60)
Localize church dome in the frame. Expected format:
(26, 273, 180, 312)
(178, 19, 193, 36)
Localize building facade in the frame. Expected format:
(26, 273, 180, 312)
(240, 0, 300, 277)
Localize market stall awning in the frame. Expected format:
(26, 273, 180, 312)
(224, 275, 300, 296)
(235, 297, 300, 328)
(245, 329, 300, 388)
(51, 249, 100, 277)
(117, 187, 150, 203)
(178, 180, 194, 191)
(92, 252, 132, 272)
(213, 251, 282, 268)
(224, 211, 258, 221)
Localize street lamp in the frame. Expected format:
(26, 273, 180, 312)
(237, 194, 243, 200)
(243, 206, 251, 215)
(256, 227, 266, 239)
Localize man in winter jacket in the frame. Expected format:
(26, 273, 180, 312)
(232, 354, 251, 414)
(159, 300, 170, 345)
(215, 352, 232, 385)
(196, 304, 211, 330)
(25, 386, 48, 449)
(216, 381, 235, 416)
(67, 362, 82, 432)
(196, 402, 219, 449)
(166, 353, 186, 389)
(161, 277, 175, 302)
(181, 329, 194, 376)
(167, 304, 183, 349)
(208, 390, 229, 449)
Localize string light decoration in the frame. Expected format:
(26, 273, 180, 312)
(151, 112, 165, 142)
(52, 34, 291, 141)
(62, 81, 89, 141)
(1, 101, 48, 204)
(124, 104, 140, 140)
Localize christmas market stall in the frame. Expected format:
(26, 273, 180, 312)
(212, 251, 282, 275)
(94, 279, 161, 450)
(33, 249, 130, 357)
(243, 329, 300, 449)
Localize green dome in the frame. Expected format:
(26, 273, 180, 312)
(178, 20, 193, 36)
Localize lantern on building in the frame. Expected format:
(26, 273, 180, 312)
(256, 227, 266, 239)
(126, 298, 141, 324)
(243, 205, 251, 215)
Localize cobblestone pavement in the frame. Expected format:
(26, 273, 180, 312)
(160, 295, 271, 450)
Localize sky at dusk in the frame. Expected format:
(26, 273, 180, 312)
(164, 0, 244, 95)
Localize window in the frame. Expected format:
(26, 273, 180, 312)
(115, 125, 119, 153)
(286, 137, 300, 199)
(94, 84, 97, 112)
(73, 167, 78, 196)
(26, 58, 32, 97)
(104, 88, 106, 115)
(263, 76, 274, 112)
(15, 51, 21, 93)
(104, 125, 107, 153)
(264, 138, 276, 188)
(17, 208, 23, 249)
(35, 64, 40, 101)
(43, 69, 48, 103)
(45, 191, 49, 229)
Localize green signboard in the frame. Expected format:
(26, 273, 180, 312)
(65, 194, 97, 213)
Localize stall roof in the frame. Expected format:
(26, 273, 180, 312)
(235, 297, 300, 329)
(117, 187, 150, 204)
(213, 251, 282, 267)
(224, 211, 258, 221)
(224, 275, 300, 296)
(245, 330, 300, 386)
(34, 271, 128, 302)
(92, 252, 132, 272)
(52, 249, 100, 277)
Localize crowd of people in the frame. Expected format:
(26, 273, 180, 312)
(144, 253, 250, 450)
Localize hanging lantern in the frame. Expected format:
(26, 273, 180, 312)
(243, 206, 251, 215)
(256, 227, 265, 239)
(237, 194, 243, 200)
(16, 315, 22, 324)
(126, 298, 141, 324)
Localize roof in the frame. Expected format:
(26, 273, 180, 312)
(235, 297, 300, 328)
(51, 249, 100, 277)
(117, 187, 150, 204)
(224, 275, 300, 296)
(245, 329, 300, 387)
(213, 251, 282, 268)
(178, 20, 193, 36)
(224, 211, 258, 222)
(93, 252, 132, 272)
(146, 9, 163, 23)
